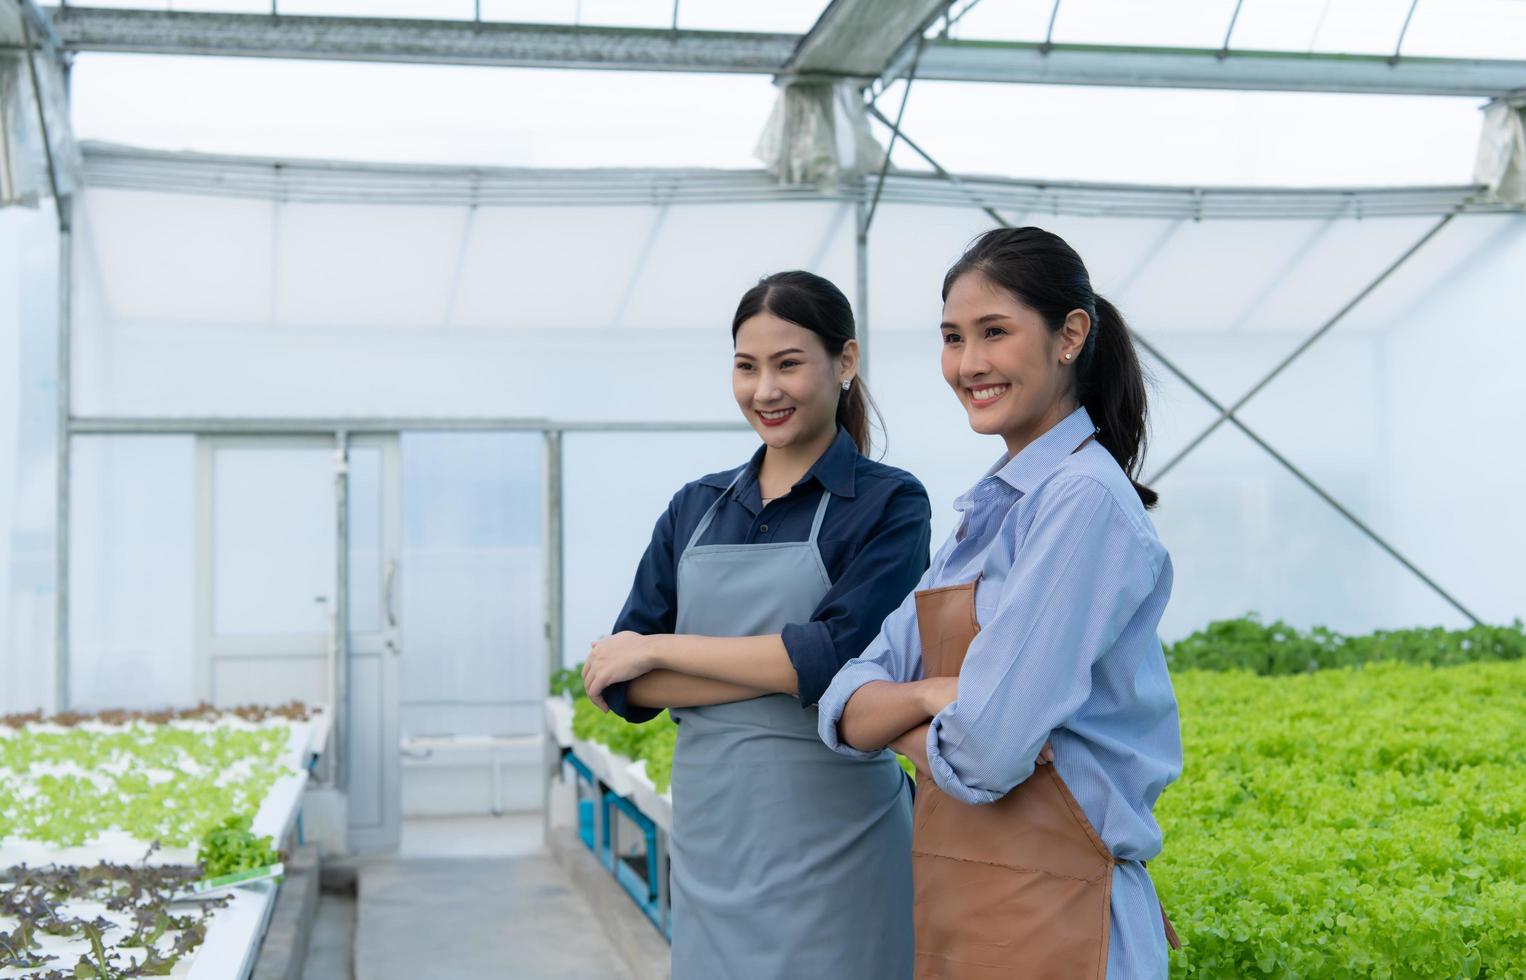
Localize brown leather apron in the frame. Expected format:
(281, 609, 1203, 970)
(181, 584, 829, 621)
(910, 436, 1180, 979)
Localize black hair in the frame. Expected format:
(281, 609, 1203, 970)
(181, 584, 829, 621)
(942, 227, 1158, 508)
(731, 270, 883, 455)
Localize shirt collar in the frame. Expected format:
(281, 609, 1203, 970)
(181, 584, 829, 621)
(955, 405, 1097, 510)
(800, 426, 859, 499)
(700, 425, 859, 502)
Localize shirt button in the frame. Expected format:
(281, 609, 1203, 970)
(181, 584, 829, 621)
(759, 524, 769, 533)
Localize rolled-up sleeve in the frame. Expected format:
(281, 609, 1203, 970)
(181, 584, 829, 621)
(782, 480, 932, 708)
(926, 477, 1161, 804)
(602, 491, 683, 724)
(815, 559, 934, 758)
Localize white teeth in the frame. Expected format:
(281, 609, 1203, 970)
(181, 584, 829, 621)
(971, 385, 1009, 401)
(760, 408, 794, 420)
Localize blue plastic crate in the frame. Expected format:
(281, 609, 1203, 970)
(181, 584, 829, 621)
(563, 751, 609, 863)
(562, 748, 670, 941)
(607, 790, 665, 929)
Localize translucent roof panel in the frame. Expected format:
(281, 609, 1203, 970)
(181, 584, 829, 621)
(1231, 0, 1416, 55)
(69, 54, 779, 168)
(1398, 1, 1526, 60)
(942, 0, 1526, 60)
(1098, 214, 1498, 405)
(76, 189, 274, 326)
(618, 202, 855, 331)
(448, 207, 660, 331)
(275, 204, 467, 328)
(1331, 213, 1524, 333)
(1108, 215, 1442, 335)
(943, 0, 1242, 48)
(876, 80, 1483, 187)
(74, 43, 1494, 184)
(71, 186, 856, 419)
(676, 0, 832, 33)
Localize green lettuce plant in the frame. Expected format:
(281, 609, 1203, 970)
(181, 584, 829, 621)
(1154, 660, 1525, 977)
(0, 723, 292, 848)
(1165, 615, 1525, 675)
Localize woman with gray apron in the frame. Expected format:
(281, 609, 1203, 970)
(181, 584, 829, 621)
(819, 228, 1184, 979)
(583, 271, 930, 979)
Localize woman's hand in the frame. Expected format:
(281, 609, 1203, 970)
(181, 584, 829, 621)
(918, 676, 959, 717)
(891, 721, 1054, 781)
(582, 631, 659, 711)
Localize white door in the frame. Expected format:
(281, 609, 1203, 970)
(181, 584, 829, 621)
(196, 435, 402, 853)
(345, 435, 402, 852)
(197, 438, 336, 707)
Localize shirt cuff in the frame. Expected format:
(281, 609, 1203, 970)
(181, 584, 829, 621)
(780, 619, 839, 709)
(603, 679, 661, 725)
(926, 709, 999, 805)
(815, 659, 895, 760)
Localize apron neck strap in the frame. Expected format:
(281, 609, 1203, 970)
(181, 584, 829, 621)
(684, 470, 833, 552)
(807, 484, 832, 542)
(686, 469, 744, 553)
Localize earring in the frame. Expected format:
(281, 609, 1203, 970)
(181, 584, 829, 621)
(841, 379, 852, 391)
(1064, 353, 1073, 361)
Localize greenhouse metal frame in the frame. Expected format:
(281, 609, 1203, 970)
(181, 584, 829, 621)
(5, 0, 1524, 786)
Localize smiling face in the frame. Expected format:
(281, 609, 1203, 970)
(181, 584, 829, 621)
(733, 312, 854, 450)
(940, 269, 1090, 456)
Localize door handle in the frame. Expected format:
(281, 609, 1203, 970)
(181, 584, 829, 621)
(384, 559, 398, 629)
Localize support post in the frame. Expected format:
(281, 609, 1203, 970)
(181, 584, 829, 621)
(52, 199, 70, 713)
(855, 196, 870, 381)
(543, 429, 564, 685)
(333, 429, 349, 790)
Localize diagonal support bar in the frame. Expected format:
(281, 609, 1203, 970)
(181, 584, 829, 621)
(1147, 210, 1459, 484)
(1217, 0, 1244, 59)
(861, 33, 926, 237)
(1129, 333, 1483, 627)
(865, 103, 1009, 226)
(1391, 0, 1420, 65)
(1040, 0, 1062, 53)
(885, 122, 1483, 626)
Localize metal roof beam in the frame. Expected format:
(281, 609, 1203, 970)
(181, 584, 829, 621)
(908, 39, 1526, 98)
(80, 142, 1513, 220)
(42, 6, 797, 73)
(39, 7, 1526, 98)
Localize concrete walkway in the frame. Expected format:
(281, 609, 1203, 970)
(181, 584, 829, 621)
(354, 853, 633, 980)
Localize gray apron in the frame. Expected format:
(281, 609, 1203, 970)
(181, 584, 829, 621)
(670, 472, 914, 980)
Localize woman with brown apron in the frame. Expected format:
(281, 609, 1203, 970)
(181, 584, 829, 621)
(583, 271, 929, 979)
(819, 228, 1184, 979)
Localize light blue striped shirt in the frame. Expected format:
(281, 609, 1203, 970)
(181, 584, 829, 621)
(818, 405, 1182, 979)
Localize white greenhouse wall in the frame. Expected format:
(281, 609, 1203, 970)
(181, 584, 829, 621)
(34, 182, 1526, 713)
(0, 206, 59, 715)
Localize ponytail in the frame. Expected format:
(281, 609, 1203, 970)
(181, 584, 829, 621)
(942, 227, 1158, 508)
(835, 377, 883, 456)
(1082, 296, 1156, 508)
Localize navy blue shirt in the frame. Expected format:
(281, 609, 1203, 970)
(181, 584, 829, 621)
(605, 427, 932, 723)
